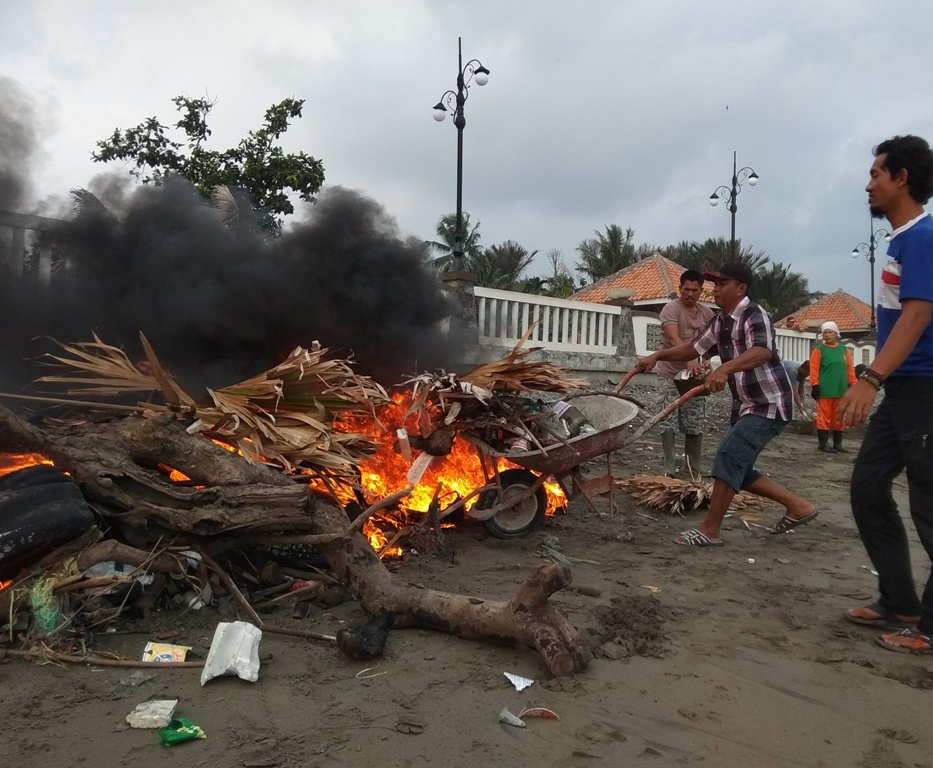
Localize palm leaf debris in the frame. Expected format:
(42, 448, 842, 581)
(616, 475, 771, 516)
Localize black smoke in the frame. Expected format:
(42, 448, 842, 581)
(0, 82, 457, 395)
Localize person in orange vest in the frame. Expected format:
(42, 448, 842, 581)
(809, 321, 857, 452)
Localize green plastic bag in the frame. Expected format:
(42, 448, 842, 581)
(158, 718, 206, 746)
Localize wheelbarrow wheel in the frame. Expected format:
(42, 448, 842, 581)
(477, 469, 547, 539)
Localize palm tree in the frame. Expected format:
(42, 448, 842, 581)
(750, 262, 811, 320)
(575, 225, 636, 283)
(467, 240, 538, 289)
(665, 237, 770, 274)
(424, 212, 483, 272)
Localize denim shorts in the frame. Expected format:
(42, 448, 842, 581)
(712, 414, 788, 491)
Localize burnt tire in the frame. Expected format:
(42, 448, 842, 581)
(0, 463, 71, 492)
(0, 476, 95, 579)
(477, 469, 546, 539)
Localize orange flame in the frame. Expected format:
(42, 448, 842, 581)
(0, 453, 55, 478)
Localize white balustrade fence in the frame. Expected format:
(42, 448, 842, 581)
(474, 287, 621, 354)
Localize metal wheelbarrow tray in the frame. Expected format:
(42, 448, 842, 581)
(459, 387, 705, 538)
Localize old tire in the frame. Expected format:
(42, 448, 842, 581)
(477, 469, 546, 539)
(0, 471, 95, 579)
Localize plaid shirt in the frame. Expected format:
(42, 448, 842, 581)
(692, 296, 793, 423)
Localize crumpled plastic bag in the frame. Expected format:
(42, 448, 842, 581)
(157, 718, 206, 746)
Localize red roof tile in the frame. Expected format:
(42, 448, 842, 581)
(571, 253, 715, 304)
(775, 289, 872, 332)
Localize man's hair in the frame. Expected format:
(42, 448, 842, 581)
(874, 135, 933, 204)
(680, 269, 703, 286)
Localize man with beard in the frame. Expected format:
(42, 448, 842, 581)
(839, 135, 933, 655)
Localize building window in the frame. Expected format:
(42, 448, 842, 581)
(646, 323, 663, 351)
(861, 348, 871, 364)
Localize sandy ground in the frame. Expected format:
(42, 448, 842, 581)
(2, 415, 932, 768)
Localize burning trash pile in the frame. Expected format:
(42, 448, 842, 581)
(0, 334, 594, 662)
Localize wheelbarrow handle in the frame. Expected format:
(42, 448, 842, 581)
(619, 384, 707, 448)
(613, 366, 644, 394)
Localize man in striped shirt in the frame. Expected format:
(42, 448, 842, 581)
(636, 261, 816, 546)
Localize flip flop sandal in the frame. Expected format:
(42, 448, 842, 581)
(875, 628, 933, 655)
(673, 528, 724, 548)
(771, 509, 820, 534)
(844, 602, 918, 630)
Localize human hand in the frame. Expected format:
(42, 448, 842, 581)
(685, 360, 704, 378)
(811, 384, 820, 401)
(635, 355, 658, 373)
(837, 380, 878, 427)
(704, 367, 729, 393)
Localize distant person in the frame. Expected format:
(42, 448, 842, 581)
(651, 269, 714, 476)
(781, 359, 810, 416)
(636, 261, 816, 547)
(839, 134, 933, 655)
(809, 321, 857, 452)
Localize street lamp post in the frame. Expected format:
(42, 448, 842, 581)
(433, 37, 489, 273)
(851, 220, 890, 334)
(709, 151, 760, 261)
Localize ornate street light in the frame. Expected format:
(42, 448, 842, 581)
(851, 220, 891, 334)
(709, 151, 759, 261)
(432, 37, 489, 273)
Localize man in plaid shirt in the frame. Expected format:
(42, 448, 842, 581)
(636, 261, 816, 546)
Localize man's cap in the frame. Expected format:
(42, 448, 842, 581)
(820, 321, 840, 335)
(702, 261, 754, 286)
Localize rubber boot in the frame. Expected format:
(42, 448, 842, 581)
(684, 433, 704, 476)
(832, 431, 847, 453)
(817, 429, 832, 452)
(661, 428, 677, 476)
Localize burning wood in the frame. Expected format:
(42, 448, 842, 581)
(0, 337, 595, 675)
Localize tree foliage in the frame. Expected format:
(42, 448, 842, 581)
(424, 212, 484, 272)
(575, 225, 637, 283)
(749, 262, 812, 320)
(93, 95, 325, 235)
(472, 240, 538, 289)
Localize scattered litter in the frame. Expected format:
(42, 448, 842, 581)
(158, 718, 207, 746)
(775, 558, 792, 564)
(635, 511, 659, 521)
(126, 699, 178, 729)
(119, 671, 156, 687)
(355, 663, 387, 679)
(142, 642, 191, 663)
(498, 707, 526, 728)
(200, 621, 262, 685)
(860, 565, 879, 576)
(640, 585, 661, 593)
(519, 706, 559, 720)
(504, 672, 534, 691)
(747, 558, 756, 564)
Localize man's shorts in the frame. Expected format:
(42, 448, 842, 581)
(712, 414, 788, 491)
(651, 376, 706, 435)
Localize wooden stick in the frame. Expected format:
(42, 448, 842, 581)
(2, 648, 205, 668)
(261, 624, 337, 643)
(0, 392, 141, 412)
(196, 548, 264, 629)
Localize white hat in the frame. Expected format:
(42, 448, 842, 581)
(820, 321, 840, 335)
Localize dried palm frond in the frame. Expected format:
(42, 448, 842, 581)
(70, 188, 119, 223)
(211, 184, 239, 225)
(616, 475, 772, 516)
(35, 335, 389, 473)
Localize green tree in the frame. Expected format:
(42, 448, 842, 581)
(750, 262, 812, 320)
(575, 225, 636, 283)
(469, 240, 538, 289)
(92, 94, 325, 235)
(424, 212, 483, 272)
(540, 249, 577, 298)
(663, 237, 770, 274)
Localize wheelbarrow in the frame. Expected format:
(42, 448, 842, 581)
(459, 380, 706, 538)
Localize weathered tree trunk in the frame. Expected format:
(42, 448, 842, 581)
(0, 403, 591, 675)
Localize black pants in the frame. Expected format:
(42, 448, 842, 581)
(851, 377, 933, 634)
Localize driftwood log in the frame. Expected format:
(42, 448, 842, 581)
(0, 404, 591, 675)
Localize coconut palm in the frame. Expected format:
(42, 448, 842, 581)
(575, 225, 637, 283)
(750, 262, 812, 320)
(469, 240, 538, 289)
(664, 237, 770, 274)
(424, 212, 483, 272)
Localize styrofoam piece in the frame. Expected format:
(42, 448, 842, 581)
(200, 621, 262, 685)
(126, 699, 178, 728)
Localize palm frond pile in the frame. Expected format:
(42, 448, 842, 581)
(616, 475, 772, 516)
(36, 334, 389, 473)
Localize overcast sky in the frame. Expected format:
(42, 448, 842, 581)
(3, 0, 932, 305)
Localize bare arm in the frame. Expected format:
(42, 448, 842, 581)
(636, 339, 702, 372)
(838, 299, 933, 426)
(703, 346, 773, 392)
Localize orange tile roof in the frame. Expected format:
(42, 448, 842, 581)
(775, 289, 872, 332)
(571, 253, 715, 304)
